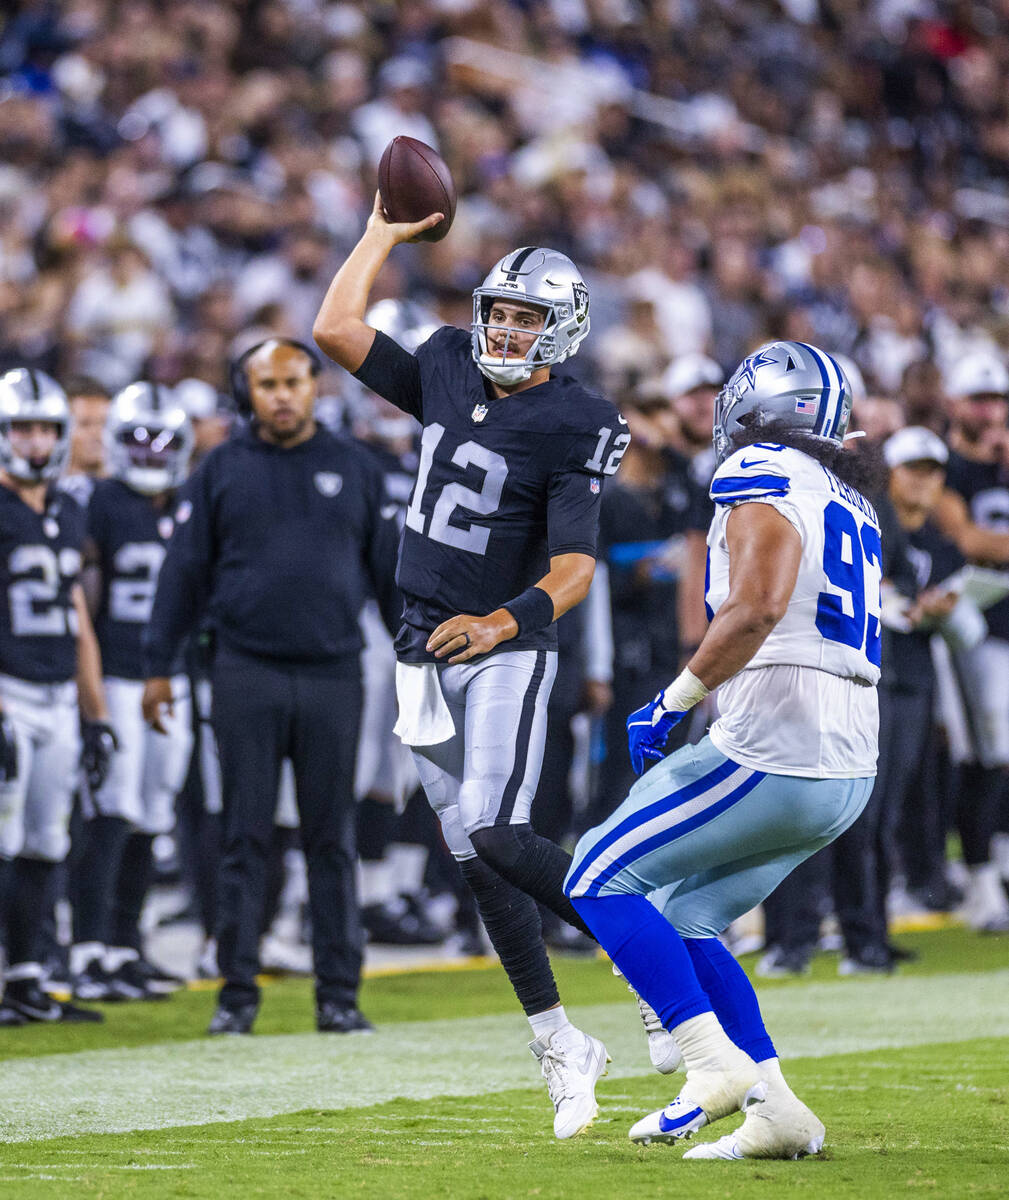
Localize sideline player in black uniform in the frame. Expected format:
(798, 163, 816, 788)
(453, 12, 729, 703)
(0, 368, 114, 1024)
(933, 353, 1009, 931)
(314, 195, 628, 1138)
(73, 382, 195, 1000)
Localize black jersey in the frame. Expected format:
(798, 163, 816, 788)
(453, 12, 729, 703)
(354, 327, 625, 662)
(600, 455, 710, 679)
(88, 478, 178, 680)
(884, 518, 965, 693)
(0, 484, 85, 684)
(944, 451, 1009, 639)
(361, 441, 418, 531)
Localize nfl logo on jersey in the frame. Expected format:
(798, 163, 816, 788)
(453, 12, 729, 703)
(590, 477, 600, 494)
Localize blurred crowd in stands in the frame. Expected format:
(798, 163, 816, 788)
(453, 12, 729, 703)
(0, 0, 1007, 1002)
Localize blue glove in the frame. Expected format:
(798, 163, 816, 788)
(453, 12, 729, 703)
(626, 690, 687, 775)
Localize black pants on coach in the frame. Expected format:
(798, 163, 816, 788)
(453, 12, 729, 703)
(211, 648, 364, 1011)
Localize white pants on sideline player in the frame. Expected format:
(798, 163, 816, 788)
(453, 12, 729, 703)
(936, 636, 1009, 768)
(409, 648, 557, 859)
(356, 600, 418, 807)
(87, 676, 192, 836)
(0, 675, 79, 862)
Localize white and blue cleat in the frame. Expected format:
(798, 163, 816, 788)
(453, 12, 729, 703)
(629, 1065, 767, 1145)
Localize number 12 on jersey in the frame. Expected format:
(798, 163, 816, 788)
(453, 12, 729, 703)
(816, 500, 882, 667)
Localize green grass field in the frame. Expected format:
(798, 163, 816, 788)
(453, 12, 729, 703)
(0, 929, 1006, 1198)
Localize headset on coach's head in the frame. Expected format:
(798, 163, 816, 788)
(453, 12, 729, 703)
(229, 339, 322, 416)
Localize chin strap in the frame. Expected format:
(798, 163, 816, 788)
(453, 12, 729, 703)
(842, 430, 867, 441)
(477, 356, 535, 386)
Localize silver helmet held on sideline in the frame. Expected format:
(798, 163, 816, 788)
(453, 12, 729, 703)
(106, 382, 194, 495)
(0, 368, 72, 482)
(713, 340, 852, 463)
(471, 247, 590, 386)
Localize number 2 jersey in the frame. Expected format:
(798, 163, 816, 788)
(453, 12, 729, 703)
(705, 444, 881, 778)
(0, 484, 84, 684)
(354, 326, 625, 662)
(87, 478, 177, 679)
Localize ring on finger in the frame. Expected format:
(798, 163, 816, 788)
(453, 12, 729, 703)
(460, 632, 471, 650)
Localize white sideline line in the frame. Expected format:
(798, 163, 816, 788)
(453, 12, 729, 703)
(0, 969, 1005, 1145)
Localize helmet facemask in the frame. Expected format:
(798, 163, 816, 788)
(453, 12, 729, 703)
(472, 292, 556, 385)
(1, 418, 71, 483)
(112, 423, 191, 495)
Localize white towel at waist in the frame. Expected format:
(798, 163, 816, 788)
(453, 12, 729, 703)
(393, 661, 455, 746)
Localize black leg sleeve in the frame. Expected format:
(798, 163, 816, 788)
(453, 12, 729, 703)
(6, 857, 54, 969)
(111, 833, 154, 952)
(459, 856, 559, 1016)
(73, 815, 130, 946)
(469, 824, 594, 939)
(957, 763, 1004, 866)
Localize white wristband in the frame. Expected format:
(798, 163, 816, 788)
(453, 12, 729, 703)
(660, 667, 711, 714)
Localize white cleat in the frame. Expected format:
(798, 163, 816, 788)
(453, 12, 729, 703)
(683, 1091, 825, 1161)
(529, 1027, 611, 1139)
(629, 1056, 766, 1145)
(683, 1073, 825, 1161)
(612, 963, 683, 1075)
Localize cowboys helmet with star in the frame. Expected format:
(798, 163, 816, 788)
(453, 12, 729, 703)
(713, 340, 852, 463)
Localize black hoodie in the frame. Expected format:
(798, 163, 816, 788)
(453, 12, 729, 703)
(143, 423, 400, 675)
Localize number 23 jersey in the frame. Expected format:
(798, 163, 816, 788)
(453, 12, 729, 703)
(704, 444, 881, 778)
(0, 485, 84, 684)
(355, 326, 627, 661)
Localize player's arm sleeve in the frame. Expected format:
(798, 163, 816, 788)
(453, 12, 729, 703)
(547, 468, 603, 557)
(352, 330, 423, 420)
(546, 417, 626, 557)
(709, 451, 803, 536)
(142, 465, 216, 677)
(362, 462, 403, 637)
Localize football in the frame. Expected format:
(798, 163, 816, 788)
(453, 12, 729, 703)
(378, 136, 456, 242)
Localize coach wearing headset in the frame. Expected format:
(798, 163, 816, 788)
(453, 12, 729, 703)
(142, 338, 400, 1035)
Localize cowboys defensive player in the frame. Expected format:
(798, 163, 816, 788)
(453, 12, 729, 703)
(73, 382, 195, 1000)
(314, 196, 627, 1138)
(0, 368, 115, 1024)
(565, 342, 881, 1160)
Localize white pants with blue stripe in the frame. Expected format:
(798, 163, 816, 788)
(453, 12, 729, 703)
(566, 736, 873, 937)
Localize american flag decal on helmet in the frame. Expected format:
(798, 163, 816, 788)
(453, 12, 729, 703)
(794, 397, 817, 414)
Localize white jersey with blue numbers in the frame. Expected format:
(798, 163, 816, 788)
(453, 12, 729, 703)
(705, 443, 881, 778)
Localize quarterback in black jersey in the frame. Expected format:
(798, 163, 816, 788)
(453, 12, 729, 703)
(315, 195, 626, 1138)
(73, 382, 196, 1000)
(0, 368, 113, 1025)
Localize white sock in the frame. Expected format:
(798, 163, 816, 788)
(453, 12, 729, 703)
(387, 843, 428, 895)
(70, 941, 103, 978)
(528, 1004, 574, 1041)
(673, 1011, 743, 1072)
(357, 858, 395, 908)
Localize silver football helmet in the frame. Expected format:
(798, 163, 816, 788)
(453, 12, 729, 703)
(106, 382, 194, 495)
(366, 298, 440, 355)
(713, 340, 852, 463)
(472, 247, 590, 385)
(0, 368, 72, 482)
